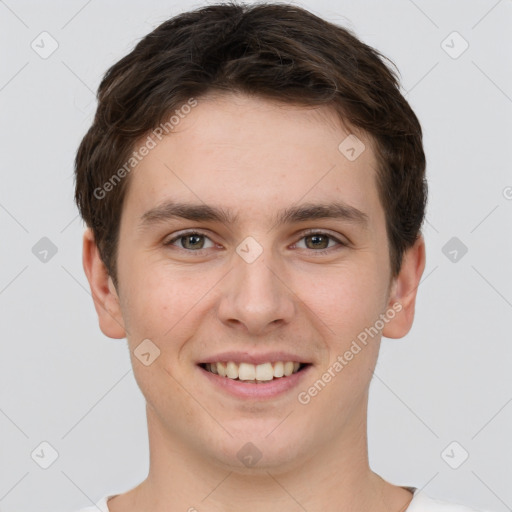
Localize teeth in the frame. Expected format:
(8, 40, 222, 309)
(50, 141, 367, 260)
(255, 362, 274, 381)
(226, 361, 238, 379)
(238, 362, 256, 380)
(274, 361, 284, 378)
(204, 361, 304, 381)
(217, 362, 226, 377)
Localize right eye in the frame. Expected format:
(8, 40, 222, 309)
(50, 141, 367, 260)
(163, 231, 216, 252)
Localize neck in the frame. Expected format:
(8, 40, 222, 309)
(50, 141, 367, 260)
(109, 399, 413, 512)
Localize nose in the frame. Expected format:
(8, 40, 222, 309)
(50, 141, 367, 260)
(216, 250, 296, 336)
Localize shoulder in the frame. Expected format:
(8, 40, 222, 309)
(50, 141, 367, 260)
(407, 491, 494, 512)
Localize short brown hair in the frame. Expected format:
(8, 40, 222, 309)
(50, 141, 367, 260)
(74, 1, 427, 289)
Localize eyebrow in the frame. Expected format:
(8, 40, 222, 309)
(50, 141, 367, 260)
(138, 200, 369, 231)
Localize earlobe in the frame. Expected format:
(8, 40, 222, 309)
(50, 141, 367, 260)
(382, 235, 426, 339)
(82, 228, 126, 339)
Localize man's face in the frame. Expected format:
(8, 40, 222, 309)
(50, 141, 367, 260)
(111, 92, 398, 471)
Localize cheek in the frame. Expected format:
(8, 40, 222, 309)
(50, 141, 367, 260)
(119, 258, 220, 355)
(298, 272, 388, 384)
(308, 262, 388, 334)
(125, 273, 192, 337)
(305, 265, 387, 402)
(119, 246, 174, 315)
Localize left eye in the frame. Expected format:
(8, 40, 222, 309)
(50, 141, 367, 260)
(294, 233, 342, 251)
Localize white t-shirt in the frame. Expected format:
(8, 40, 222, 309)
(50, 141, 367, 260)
(73, 486, 494, 512)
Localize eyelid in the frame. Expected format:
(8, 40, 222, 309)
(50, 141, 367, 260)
(163, 229, 216, 248)
(292, 229, 349, 253)
(298, 228, 349, 245)
(164, 228, 349, 253)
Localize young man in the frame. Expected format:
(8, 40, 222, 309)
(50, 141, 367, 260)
(73, 2, 490, 512)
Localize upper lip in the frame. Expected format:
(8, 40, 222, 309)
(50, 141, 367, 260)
(199, 351, 311, 366)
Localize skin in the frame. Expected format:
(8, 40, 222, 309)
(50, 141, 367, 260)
(83, 91, 426, 512)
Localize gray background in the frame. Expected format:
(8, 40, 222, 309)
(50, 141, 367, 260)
(0, 0, 511, 511)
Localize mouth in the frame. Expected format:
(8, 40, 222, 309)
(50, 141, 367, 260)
(198, 361, 311, 383)
(197, 352, 314, 399)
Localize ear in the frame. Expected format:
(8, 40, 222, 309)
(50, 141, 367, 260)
(82, 228, 126, 339)
(382, 234, 426, 339)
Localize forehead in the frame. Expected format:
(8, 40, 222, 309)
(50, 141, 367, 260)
(121, 93, 383, 229)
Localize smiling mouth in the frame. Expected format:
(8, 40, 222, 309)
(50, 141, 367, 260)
(199, 361, 310, 383)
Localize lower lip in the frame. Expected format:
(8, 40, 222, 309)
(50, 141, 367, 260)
(198, 364, 312, 399)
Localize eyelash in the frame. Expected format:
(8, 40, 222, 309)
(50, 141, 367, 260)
(163, 229, 348, 256)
